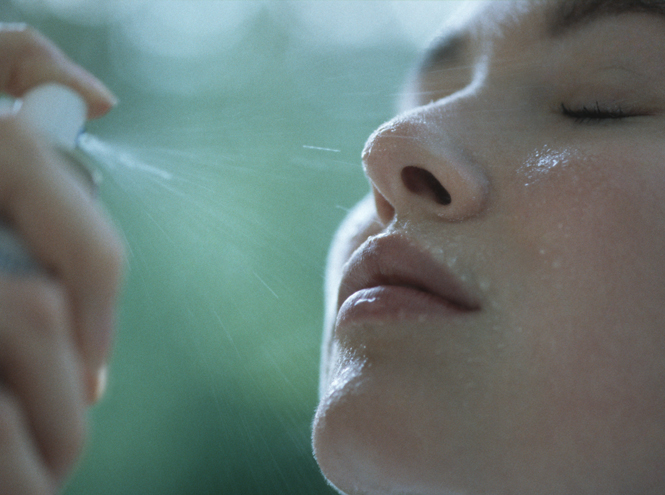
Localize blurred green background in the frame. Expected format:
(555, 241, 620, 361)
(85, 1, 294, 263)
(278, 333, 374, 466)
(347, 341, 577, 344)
(0, 1, 458, 493)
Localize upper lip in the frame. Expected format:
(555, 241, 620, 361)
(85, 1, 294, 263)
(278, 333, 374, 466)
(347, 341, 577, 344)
(337, 233, 481, 312)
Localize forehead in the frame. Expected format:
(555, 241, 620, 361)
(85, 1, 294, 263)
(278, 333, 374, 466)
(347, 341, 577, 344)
(419, 0, 665, 71)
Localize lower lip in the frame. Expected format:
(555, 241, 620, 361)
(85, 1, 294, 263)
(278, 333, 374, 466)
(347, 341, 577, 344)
(336, 286, 473, 327)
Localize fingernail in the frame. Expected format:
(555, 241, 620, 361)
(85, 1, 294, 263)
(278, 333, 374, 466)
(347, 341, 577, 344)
(88, 81, 119, 117)
(90, 365, 108, 404)
(71, 65, 119, 116)
(95, 82, 118, 107)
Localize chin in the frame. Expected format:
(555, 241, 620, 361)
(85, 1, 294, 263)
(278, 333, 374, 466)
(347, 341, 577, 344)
(312, 351, 665, 495)
(312, 352, 466, 495)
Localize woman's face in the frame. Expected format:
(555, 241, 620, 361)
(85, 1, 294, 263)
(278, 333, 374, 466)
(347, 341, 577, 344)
(313, 1, 665, 494)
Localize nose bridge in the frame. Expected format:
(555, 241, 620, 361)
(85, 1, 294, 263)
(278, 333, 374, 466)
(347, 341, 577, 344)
(362, 100, 490, 224)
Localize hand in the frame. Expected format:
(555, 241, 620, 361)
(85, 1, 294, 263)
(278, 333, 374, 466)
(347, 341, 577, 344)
(0, 24, 124, 494)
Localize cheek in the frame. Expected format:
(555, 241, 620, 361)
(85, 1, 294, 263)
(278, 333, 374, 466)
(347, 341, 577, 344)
(499, 148, 665, 458)
(507, 148, 665, 319)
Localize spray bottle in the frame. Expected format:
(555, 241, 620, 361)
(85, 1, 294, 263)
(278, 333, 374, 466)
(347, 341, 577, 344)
(0, 83, 100, 273)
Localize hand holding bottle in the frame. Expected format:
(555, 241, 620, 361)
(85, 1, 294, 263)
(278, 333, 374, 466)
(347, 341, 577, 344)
(0, 24, 123, 494)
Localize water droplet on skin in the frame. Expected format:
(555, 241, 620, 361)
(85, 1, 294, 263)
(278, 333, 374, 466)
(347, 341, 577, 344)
(552, 260, 562, 269)
(353, 297, 376, 307)
(517, 145, 577, 186)
(539, 248, 546, 255)
(479, 279, 490, 292)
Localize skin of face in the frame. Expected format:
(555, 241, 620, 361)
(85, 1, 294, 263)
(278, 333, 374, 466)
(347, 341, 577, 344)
(312, 1, 665, 494)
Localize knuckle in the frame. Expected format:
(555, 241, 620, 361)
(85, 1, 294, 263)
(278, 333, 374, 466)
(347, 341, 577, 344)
(2, 26, 61, 94)
(81, 223, 125, 289)
(13, 281, 68, 340)
(11, 25, 42, 45)
(9, 26, 52, 60)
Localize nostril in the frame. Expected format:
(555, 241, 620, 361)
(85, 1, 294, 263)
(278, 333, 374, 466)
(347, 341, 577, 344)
(401, 166, 452, 206)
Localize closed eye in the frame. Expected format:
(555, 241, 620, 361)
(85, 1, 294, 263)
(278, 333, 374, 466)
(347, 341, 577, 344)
(560, 102, 627, 123)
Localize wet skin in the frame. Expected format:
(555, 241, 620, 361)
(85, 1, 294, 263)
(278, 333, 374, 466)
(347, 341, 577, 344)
(313, 1, 665, 494)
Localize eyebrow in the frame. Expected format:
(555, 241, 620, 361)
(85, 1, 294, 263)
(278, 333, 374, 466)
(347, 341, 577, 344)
(548, 0, 665, 36)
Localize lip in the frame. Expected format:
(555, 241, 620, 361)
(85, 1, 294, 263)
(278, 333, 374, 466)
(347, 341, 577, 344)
(336, 233, 480, 325)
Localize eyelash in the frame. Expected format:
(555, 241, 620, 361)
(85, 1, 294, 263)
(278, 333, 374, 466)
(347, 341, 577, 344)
(560, 102, 627, 124)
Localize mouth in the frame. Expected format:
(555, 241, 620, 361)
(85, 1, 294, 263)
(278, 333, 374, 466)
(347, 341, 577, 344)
(336, 233, 480, 324)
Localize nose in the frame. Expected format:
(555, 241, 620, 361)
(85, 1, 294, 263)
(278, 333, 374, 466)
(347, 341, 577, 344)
(362, 104, 489, 224)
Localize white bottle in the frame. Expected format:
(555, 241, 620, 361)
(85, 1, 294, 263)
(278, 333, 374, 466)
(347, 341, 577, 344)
(0, 83, 98, 273)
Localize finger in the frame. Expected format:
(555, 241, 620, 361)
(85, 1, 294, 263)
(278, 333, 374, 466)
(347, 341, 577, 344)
(0, 118, 125, 403)
(0, 23, 116, 118)
(0, 386, 57, 495)
(0, 276, 87, 482)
